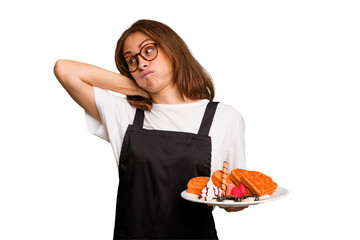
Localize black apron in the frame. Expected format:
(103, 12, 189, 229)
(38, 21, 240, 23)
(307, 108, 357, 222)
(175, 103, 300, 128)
(113, 101, 219, 239)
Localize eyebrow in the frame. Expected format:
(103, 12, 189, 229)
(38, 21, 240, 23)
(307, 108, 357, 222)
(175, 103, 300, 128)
(123, 38, 153, 57)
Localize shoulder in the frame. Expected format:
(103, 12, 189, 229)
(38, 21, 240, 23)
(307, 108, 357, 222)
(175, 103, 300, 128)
(94, 87, 133, 109)
(93, 87, 136, 121)
(94, 87, 126, 103)
(216, 102, 245, 125)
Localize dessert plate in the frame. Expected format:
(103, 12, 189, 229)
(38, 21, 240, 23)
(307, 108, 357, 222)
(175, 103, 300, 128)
(181, 186, 289, 207)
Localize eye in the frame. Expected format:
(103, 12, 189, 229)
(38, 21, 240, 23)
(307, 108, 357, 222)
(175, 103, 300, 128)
(127, 56, 137, 66)
(143, 45, 155, 56)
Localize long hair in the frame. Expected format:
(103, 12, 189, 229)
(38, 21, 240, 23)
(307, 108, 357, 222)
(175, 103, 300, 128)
(115, 19, 215, 111)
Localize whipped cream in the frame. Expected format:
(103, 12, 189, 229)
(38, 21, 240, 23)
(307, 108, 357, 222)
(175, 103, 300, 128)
(199, 178, 223, 201)
(259, 195, 271, 201)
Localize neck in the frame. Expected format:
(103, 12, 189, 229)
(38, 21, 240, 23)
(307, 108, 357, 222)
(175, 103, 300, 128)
(150, 86, 200, 105)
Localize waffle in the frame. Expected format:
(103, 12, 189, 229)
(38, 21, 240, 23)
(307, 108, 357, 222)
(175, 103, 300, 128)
(211, 170, 232, 189)
(241, 170, 278, 196)
(230, 169, 277, 196)
(187, 176, 210, 195)
(229, 168, 248, 186)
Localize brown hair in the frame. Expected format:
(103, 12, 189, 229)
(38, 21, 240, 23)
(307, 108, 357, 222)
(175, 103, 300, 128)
(115, 19, 215, 111)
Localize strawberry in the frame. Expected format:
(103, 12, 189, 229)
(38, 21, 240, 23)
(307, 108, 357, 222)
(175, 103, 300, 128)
(230, 183, 248, 198)
(239, 183, 248, 196)
(225, 183, 236, 196)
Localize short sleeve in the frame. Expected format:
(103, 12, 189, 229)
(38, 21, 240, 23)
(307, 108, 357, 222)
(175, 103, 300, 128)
(84, 87, 137, 163)
(226, 110, 247, 171)
(85, 111, 109, 141)
(85, 87, 110, 142)
(84, 86, 135, 141)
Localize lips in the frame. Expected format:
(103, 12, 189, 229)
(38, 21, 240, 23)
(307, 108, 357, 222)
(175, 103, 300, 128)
(141, 70, 153, 78)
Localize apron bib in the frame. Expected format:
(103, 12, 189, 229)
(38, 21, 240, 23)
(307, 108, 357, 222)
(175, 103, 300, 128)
(113, 101, 219, 239)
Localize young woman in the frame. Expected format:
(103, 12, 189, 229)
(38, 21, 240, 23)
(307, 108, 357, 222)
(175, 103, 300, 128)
(54, 19, 247, 239)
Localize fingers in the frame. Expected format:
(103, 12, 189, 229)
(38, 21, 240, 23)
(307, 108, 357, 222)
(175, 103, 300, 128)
(220, 206, 248, 212)
(206, 205, 248, 212)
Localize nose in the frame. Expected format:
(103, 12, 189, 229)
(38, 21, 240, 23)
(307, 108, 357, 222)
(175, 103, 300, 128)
(137, 56, 149, 70)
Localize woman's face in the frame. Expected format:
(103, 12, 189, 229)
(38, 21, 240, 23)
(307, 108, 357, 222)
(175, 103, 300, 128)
(123, 32, 173, 94)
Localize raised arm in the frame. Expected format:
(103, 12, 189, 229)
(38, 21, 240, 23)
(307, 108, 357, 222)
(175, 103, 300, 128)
(53, 59, 149, 122)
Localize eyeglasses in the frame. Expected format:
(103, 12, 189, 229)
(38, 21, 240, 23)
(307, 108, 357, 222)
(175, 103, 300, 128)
(122, 42, 159, 73)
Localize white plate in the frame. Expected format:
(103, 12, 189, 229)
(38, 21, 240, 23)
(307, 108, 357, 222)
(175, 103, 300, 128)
(181, 186, 289, 207)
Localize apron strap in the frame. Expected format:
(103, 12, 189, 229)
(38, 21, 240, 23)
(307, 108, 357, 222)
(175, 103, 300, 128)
(133, 108, 145, 127)
(198, 101, 219, 136)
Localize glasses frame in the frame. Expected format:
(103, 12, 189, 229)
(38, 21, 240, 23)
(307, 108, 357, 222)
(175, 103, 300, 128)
(121, 42, 160, 73)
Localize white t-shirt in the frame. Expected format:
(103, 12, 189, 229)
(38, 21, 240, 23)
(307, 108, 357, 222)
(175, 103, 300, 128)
(85, 87, 246, 174)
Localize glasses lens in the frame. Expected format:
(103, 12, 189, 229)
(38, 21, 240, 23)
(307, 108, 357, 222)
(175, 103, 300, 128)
(141, 44, 158, 61)
(125, 56, 138, 72)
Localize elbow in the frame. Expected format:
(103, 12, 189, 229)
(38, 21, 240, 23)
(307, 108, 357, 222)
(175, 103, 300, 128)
(54, 59, 68, 83)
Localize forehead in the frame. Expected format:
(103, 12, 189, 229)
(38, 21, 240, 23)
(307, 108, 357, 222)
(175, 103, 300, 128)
(123, 32, 152, 54)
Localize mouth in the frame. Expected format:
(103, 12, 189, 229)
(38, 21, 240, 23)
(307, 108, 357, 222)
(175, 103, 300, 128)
(141, 71, 153, 78)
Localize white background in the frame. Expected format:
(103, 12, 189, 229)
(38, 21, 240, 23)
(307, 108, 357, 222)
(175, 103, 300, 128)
(1, 0, 359, 239)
